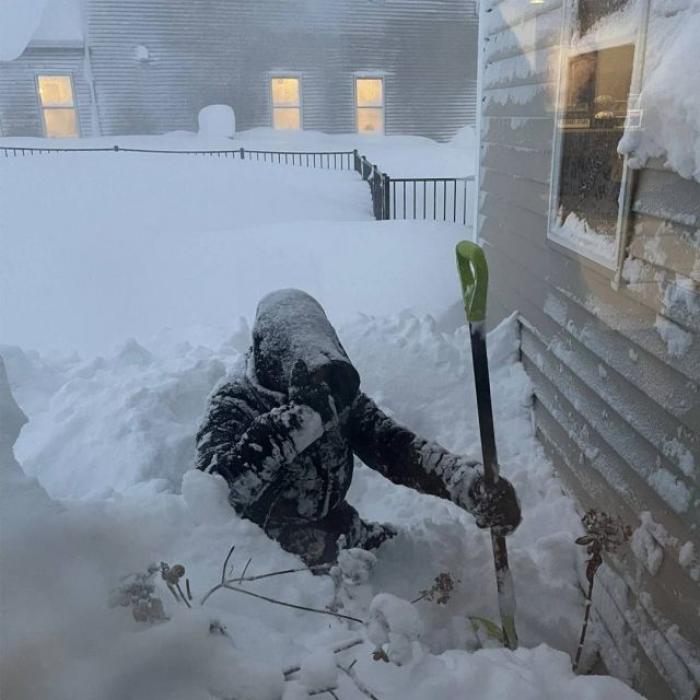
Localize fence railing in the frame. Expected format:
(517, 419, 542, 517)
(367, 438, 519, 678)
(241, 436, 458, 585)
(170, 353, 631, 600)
(0, 143, 474, 225)
(0, 144, 354, 167)
(352, 150, 474, 225)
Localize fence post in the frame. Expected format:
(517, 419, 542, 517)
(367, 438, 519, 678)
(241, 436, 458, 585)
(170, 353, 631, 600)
(353, 149, 359, 174)
(239, 147, 245, 160)
(383, 174, 391, 220)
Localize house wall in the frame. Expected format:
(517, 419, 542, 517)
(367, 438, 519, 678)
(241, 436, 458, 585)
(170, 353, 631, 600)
(83, 0, 477, 140)
(477, 1, 699, 698)
(0, 46, 93, 137)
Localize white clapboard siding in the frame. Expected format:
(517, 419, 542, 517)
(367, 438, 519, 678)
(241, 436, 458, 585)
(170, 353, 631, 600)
(80, 0, 477, 140)
(477, 1, 700, 698)
(0, 47, 93, 137)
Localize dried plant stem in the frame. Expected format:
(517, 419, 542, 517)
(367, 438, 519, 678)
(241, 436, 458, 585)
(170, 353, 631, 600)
(238, 557, 253, 584)
(283, 637, 364, 678)
(203, 582, 363, 624)
(175, 582, 192, 608)
(221, 545, 235, 584)
(573, 577, 595, 673)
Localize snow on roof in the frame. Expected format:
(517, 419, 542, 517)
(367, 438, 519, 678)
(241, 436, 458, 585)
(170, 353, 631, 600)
(0, 0, 81, 62)
(619, 1, 700, 183)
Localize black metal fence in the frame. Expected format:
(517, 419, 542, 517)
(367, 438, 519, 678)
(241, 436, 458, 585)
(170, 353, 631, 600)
(352, 149, 474, 225)
(0, 143, 474, 225)
(0, 144, 354, 167)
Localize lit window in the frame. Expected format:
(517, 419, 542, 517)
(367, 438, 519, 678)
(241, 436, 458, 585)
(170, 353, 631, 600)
(271, 77, 301, 130)
(356, 78, 384, 134)
(37, 75, 79, 138)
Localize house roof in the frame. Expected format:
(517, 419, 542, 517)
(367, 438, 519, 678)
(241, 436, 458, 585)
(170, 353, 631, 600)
(0, 0, 82, 62)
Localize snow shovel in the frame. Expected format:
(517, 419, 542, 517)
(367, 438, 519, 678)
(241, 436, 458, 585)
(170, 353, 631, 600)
(456, 240, 518, 650)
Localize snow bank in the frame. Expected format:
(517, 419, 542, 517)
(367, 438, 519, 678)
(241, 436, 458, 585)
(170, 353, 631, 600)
(619, 1, 700, 182)
(1, 150, 468, 355)
(0, 0, 48, 60)
(1, 314, 645, 699)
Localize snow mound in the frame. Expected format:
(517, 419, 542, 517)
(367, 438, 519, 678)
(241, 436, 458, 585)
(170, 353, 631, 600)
(199, 104, 236, 138)
(619, 1, 700, 182)
(0, 0, 48, 60)
(1, 313, 646, 699)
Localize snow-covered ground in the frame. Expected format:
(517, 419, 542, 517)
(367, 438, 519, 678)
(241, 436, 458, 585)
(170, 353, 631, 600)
(1, 135, 644, 699)
(0, 124, 476, 178)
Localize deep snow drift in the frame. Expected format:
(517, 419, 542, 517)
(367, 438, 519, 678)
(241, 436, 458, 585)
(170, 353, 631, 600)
(1, 315, 644, 700)
(0, 145, 469, 355)
(1, 133, 643, 699)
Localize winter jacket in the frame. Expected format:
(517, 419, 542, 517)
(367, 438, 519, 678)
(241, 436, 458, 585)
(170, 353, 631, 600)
(196, 289, 479, 540)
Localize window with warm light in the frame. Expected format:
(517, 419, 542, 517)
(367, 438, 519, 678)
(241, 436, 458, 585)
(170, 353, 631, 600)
(271, 77, 301, 130)
(355, 77, 384, 134)
(37, 75, 79, 138)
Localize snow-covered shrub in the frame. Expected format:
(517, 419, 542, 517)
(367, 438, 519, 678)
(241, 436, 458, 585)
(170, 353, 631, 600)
(367, 593, 422, 665)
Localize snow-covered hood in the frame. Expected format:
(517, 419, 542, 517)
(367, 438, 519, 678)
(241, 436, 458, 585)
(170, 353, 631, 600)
(252, 289, 360, 406)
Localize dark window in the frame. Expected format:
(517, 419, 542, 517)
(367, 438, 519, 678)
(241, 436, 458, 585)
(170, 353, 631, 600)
(578, 0, 631, 36)
(551, 44, 634, 262)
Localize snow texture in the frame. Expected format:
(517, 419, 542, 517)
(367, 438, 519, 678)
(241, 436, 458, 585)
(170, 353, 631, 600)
(299, 650, 338, 692)
(0, 132, 645, 700)
(550, 211, 617, 266)
(0, 0, 48, 60)
(654, 315, 692, 357)
(619, 1, 700, 182)
(199, 105, 236, 138)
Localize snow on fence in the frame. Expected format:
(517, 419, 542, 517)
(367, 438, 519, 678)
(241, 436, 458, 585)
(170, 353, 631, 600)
(0, 144, 474, 225)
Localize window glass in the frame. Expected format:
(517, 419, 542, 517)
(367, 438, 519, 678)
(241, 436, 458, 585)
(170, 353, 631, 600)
(577, 0, 631, 36)
(43, 109, 79, 138)
(38, 75, 75, 107)
(356, 78, 383, 107)
(271, 77, 301, 130)
(549, 44, 634, 266)
(271, 78, 300, 107)
(356, 78, 384, 134)
(357, 108, 383, 134)
(37, 75, 79, 138)
(273, 107, 301, 130)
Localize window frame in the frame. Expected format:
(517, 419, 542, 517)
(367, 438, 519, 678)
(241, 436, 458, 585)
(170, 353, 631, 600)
(269, 73, 303, 131)
(35, 72, 80, 138)
(546, 0, 648, 277)
(354, 73, 385, 135)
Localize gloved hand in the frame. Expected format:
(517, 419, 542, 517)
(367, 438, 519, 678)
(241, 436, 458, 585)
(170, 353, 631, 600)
(289, 360, 337, 425)
(465, 470, 521, 536)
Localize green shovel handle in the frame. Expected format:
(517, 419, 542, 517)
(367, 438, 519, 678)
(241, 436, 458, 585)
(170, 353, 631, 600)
(456, 241, 489, 323)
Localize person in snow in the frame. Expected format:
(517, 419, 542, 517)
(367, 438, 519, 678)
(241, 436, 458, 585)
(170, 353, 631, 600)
(196, 289, 521, 566)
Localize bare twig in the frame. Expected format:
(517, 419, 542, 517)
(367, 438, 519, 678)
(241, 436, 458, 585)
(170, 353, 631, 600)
(339, 663, 382, 700)
(283, 637, 364, 678)
(238, 558, 252, 584)
(186, 578, 193, 601)
(216, 584, 363, 623)
(175, 582, 192, 608)
(165, 582, 181, 604)
(222, 545, 235, 584)
(573, 578, 595, 672)
(240, 563, 330, 583)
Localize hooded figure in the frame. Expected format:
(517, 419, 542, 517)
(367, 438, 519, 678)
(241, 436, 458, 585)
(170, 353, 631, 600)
(196, 289, 520, 566)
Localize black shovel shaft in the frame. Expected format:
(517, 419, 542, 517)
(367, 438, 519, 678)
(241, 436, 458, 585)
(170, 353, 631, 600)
(469, 321, 499, 486)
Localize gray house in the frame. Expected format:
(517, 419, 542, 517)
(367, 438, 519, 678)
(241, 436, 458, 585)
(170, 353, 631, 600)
(476, 1, 699, 698)
(0, 0, 478, 141)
